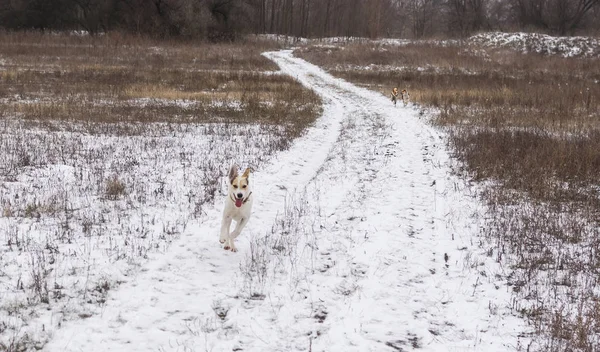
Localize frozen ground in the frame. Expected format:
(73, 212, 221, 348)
(0, 121, 291, 349)
(468, 32, 600, 58)
(35, 51, 532, 351)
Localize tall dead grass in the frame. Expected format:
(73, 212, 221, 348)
(296, 42, 600, 351)
(0, 31, 281, 70)
(0, 31, 321, 138)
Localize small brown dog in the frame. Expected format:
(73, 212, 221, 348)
(391, 87, 399, 106)
(400, 89, 410, 107)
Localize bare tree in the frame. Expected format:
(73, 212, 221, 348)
(72, 0, 113, 34)
(511, 0, 599, 35)
(269, 0, 277, 32)
(446, 0, 488, 36)
(324, 0, 334, 36)
(555, 0, 600, 35)
(407, 0, 435, 38)
(1, 0, 599, 39)
(367, 0, 383, 38)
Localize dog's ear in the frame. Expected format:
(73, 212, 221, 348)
(228, 165, 238, 184)
(242, 167, 251, 179)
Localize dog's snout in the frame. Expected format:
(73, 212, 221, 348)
(237, 193, 243, 199)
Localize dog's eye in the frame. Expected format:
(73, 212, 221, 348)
(233, 185, 238, 189)
(242, 185, 247, 189)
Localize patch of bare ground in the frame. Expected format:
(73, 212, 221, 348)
(296, 41, 600, 351)
(0, 32, 321, 350)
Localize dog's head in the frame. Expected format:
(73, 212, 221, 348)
(393, 87, 398, 94)
(401, 89, 407, 94)
(228, 165, 252, 208)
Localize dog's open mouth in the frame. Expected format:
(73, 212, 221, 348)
(235, 198, 243, 207)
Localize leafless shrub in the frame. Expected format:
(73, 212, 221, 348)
(29, 250, 50, 304)
(332, 280, 359, 296)
(0, 332, 35, 352)
(211, 300, 230, 321)
(239, 191, 315, 299)
(104, 175, 126, 200)
(5, 221, 24, 250)
(239, 234, 271, 297)
(1, 206, 12, 218)
(85, 279, 111, 305)
(313, 306, 328, 323)
(16, 152, 31, 168)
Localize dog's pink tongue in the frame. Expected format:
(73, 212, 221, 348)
(235, 199, 243, 208)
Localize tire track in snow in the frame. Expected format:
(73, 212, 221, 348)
(279, 57, 529, 351)
(44, 50, 529, 352)
(274, 53, 529, 352)
(43, 51, 353, 352)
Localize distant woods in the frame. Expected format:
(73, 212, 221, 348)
(1, 0, 599, 39)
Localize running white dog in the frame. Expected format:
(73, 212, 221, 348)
(219, 165, 253, 252)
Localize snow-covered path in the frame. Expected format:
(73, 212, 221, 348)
(45, 51, 528, 351)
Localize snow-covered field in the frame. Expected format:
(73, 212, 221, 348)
(0, 50, 534, 351)
(257, 32, 600, 350)
(261, 32, 600, 58)
(468, 32, 600, 58)
(290, 33, 600, 351)
(0, 120, 292, 349)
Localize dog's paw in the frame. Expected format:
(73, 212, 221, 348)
(229, 246, 238, 252)
(224, 245, 231, 250)
(219, 233, 228, 243)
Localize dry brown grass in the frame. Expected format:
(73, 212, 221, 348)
(0, 31, 280, 71)
(105, 175, 127, 200)
(297, 44, 600, 132)
(0, 31, 321, 138)
(296, 42, 600, 351)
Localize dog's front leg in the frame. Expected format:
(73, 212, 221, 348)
(220, 215, 232, 245)
(225, 217, 248, 252)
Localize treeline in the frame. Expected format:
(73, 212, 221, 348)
(250, 0, 599, 38)
(1, 0, 599, 39)
(0, 0, 248, 40)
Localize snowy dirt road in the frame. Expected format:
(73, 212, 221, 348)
(45, 50, 529, 352)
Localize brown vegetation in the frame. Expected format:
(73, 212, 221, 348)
(0, 32, 320, 137)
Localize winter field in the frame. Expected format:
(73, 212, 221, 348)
(295, 32, 600, 351)
(0, 32, 323, 350)
(0, 31, 599, 351)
